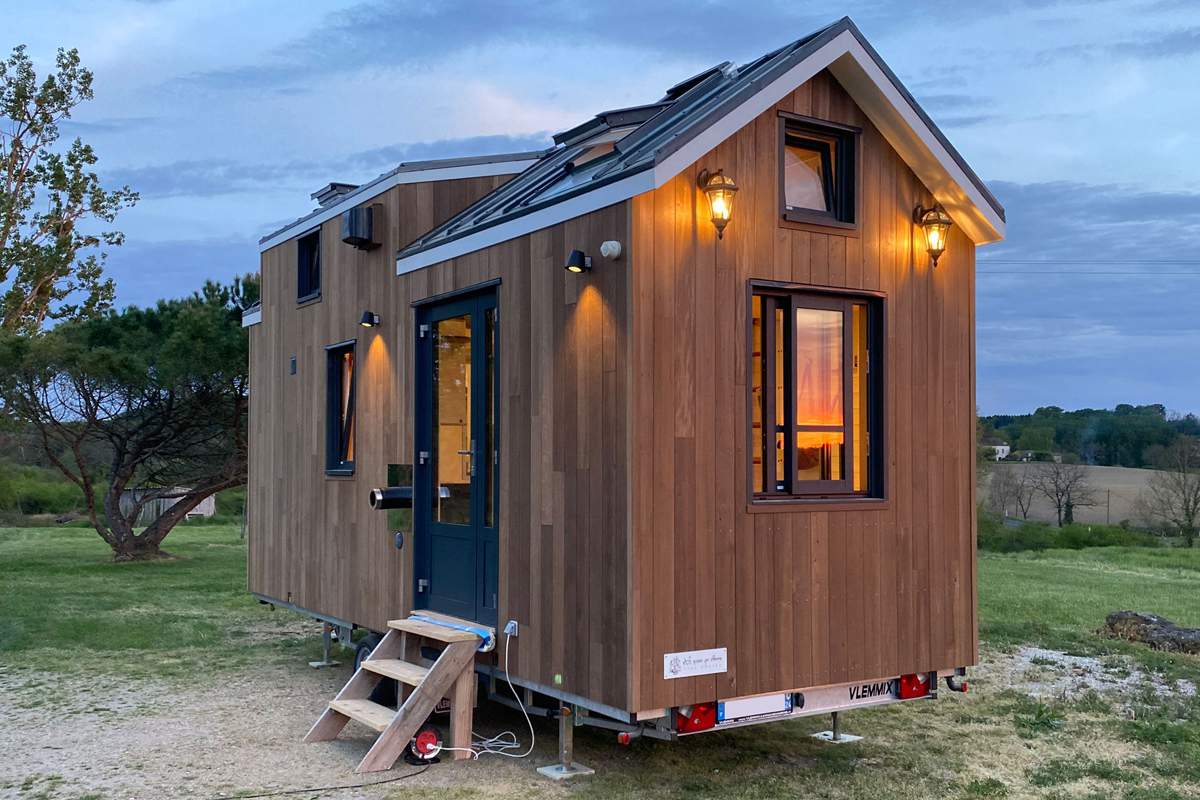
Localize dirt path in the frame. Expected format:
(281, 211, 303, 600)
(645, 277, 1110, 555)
(0, 661, 564, 800)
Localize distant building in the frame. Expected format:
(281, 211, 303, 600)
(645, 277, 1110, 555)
(986, 443, 1011, 461)
(118, 488, 216, 526)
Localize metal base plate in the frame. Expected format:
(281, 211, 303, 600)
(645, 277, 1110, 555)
(537, 762, 595, 780)
(307, 659, 341, 669)
(811, 730, 863, 744)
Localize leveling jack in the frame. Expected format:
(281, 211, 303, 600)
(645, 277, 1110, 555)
(537, 706, 594, 780)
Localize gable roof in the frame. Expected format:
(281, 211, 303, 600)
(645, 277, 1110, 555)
(258, 151, 546, 253)
(396, 17, 1004, 274)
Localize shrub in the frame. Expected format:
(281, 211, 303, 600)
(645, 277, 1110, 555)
(978, 513, 1158, 552)
(0, 463, 85, 515)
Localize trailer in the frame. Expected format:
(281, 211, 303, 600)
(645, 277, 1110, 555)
(243, 15, 1003, 775)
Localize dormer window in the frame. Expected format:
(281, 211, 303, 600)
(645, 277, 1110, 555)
(779, 114, 858, 229)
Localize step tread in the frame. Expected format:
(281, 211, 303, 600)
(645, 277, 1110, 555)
(387, 617, 481, 643)
(329, 699, 396, 733)
(361, 658, 430, 686)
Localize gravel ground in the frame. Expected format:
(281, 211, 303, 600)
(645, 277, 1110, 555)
(0, 647, 1190, 800)
(0, 661, 564, 800)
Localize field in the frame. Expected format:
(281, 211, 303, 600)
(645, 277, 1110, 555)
(986, 464, 1158, 527)
(1, 524, 1198, 800)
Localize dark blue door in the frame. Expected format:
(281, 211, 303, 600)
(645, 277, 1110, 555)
(414, 290, 499, 626)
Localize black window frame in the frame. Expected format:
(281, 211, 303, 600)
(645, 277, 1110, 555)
(297, 229, 321, 303)
(749, 282, 884, 503)
(325, 339, 356, 476)
(778, 112, 859, 230)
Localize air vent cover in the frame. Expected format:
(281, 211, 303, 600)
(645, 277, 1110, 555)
(341, 203, 382, 250)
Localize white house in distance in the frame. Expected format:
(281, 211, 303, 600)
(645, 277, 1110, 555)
(986, 444, 1011, 461)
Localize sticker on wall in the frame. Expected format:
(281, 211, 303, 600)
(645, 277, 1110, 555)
(664, 647, 728, 680)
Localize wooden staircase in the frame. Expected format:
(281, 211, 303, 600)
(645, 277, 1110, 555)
(304, 617, 482, 772)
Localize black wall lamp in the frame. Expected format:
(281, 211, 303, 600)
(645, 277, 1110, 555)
(360, 310, 380, 327)
(913, 203, 953, 267)
(565, 249, 592, 273)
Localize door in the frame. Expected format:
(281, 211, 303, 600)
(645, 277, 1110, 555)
(414, 289, 499, 626)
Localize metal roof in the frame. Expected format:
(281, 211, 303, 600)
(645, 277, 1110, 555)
(258, 150, 549, 249)
(396, 17, 1005, 267)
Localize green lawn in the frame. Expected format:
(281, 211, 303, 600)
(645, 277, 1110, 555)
(1, 525, 1198, 799)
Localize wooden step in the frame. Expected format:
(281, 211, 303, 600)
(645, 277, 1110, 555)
(361, 658, 430, 686)
(329, 699, 395, 733)
(387, 617, 480, 643)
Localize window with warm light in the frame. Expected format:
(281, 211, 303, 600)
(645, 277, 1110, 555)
(751, 286, 882, 500)
(779, 115, 857, 228)
(325, 340, 356, 476)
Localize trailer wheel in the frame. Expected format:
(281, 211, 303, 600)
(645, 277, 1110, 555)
(355, 634, 398, 707)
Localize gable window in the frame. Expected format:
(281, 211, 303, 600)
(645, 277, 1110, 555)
(751, 285, 882, 500)
(298, 230, 321, 302)
(326, 340, 356, 475)
(779, 114, 857, 228)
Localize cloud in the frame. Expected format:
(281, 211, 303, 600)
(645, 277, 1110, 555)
(1034, 26, 1200, 64)
(103, 237, 260, 309)
(60, 116, 159, 135)
(105, 132, 553, 199)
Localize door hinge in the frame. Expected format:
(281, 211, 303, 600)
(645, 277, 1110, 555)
(417, 578, 429, 593)
(419, 323, 430, 338)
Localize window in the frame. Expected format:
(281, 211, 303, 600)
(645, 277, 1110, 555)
(298, 230, 321, 301)
(779, 115, 857, 227)
(326, 341, 356, 475)
(751, 286, 881, 500)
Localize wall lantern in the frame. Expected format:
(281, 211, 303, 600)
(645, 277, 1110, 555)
(697, 168, 738, 240)
(360, 310, 380, 328)
(564, 249, 592, 273)
(913, 203, 953, 267)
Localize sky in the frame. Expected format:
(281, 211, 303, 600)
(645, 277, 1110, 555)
(5, 0, 1199, 415)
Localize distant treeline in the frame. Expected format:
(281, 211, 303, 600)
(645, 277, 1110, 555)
(980, 404, 1200, 468)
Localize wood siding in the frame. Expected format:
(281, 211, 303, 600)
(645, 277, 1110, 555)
(627, 70, 978, 711)
(248, 181, 631, 709)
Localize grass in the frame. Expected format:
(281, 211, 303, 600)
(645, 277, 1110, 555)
(0, 524, 311, 680)
(2, 527, 1199, 799)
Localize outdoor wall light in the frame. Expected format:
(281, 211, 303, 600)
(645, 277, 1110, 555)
(913, 203, 953, 267)
(564, 249, 592, 273)
(698, 168, 738, 240)
(359, 310, 380, 327)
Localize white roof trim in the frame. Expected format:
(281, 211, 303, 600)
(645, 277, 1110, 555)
(259, 157, 539, 253)
(241, 306, 262, 328)
(396, 29, 1004, 273)
(396, 170, 654, 274)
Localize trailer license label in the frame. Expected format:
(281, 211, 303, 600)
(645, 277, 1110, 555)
(664, 647, 728, 679)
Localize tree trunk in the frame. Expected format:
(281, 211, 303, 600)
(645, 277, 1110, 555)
(111, 535, 170, 562)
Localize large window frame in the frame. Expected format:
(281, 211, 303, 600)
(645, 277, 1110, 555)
(777, 112, 860, 231)
(297, 229, 321, 303)
(325, 339, 356, 476)
(749, 282, 884, 505)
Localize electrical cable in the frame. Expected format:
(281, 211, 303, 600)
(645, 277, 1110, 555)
(437, 631, 536, 760)
(207, 764, 428, 800)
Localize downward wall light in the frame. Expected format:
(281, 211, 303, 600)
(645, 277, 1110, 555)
(913, 203, 953, 267)
(565, 249, 592, 273)
(698, 168, 738, 240)
(360, 310, 380, 327)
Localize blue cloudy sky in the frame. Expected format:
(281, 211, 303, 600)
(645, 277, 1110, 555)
(8, 0, 1199, 414)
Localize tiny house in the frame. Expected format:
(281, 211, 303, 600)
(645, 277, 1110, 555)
(244, 17, 1003, 770)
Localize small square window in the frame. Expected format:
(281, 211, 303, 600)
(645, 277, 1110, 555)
(298, 230, 321, 302)
(779, 116, 857, 228)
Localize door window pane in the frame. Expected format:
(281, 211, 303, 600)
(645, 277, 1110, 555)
(794, 307, 843, 426)
(432, 314, 472, 524)
(484, 307, 496, 528)
(796, 431, 844, 481)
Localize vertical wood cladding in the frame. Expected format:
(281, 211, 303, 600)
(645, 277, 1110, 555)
(248, 178, 631, 709)
(627, 69, 978, 711)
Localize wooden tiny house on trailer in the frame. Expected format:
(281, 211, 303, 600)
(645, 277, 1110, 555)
(244, 17, 1003, 771)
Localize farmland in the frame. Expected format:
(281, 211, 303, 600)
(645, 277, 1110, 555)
(1, 524, 1198, 799)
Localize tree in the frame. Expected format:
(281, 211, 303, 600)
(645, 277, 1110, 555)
(1032, 461, 1095, 527)
(1140, 436, 1200, 548)
(1, 45, 137, 334)
(989, 464, 1036, 519)
(0, 277, 255, 559)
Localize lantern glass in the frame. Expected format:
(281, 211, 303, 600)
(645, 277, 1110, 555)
(700, 170, 738, 239)
(917, 205, 953, 266)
